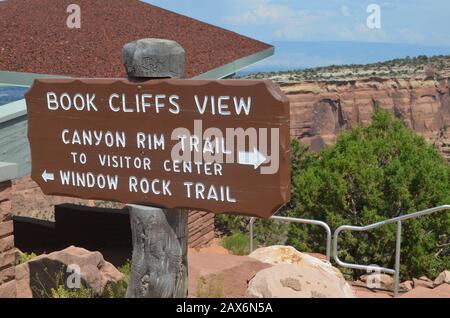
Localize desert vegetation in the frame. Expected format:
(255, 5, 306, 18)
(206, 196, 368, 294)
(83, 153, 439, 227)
(244, 55, 450, 82)
(218, 108, 450, 281)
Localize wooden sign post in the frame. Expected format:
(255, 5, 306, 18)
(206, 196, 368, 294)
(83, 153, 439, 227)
(25, 38, 291, 298)
(123, 39, 188, 298)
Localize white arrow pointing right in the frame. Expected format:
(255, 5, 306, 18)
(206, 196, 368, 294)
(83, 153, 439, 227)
(41, 170, 55, 183)
(238, 148, 267, 169)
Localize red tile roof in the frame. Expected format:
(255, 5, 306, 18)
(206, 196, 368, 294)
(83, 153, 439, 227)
(0, 0, 272, 78)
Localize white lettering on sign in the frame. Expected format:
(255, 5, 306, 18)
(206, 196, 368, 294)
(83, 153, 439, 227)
(31, 81, 289, 217)
(60, 171, 118, 190)
(136, 133, 165, 150)
(183, 182, 236, 203)
(98, 154, 151, 171)
(46, 92, 254, 117)
(61, 129, 126, 148)
(177, 134, 231, 155)
(194, 95, 252, 116)
(108, 93, 180, 114)
(47, 92, 98, 111)
(163, 160, 223, 176)
(50, 123, 281, 204)
(128, 177, 172, 196)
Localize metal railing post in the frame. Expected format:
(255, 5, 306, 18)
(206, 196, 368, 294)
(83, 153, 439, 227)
(333, 205, 449, 296)
(394, 221, 402, 297)
(249, 217, 255, 253)
(249, 205, 448, 296)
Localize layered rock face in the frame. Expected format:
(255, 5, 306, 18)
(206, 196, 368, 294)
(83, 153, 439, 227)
(283, 77, 450, 161)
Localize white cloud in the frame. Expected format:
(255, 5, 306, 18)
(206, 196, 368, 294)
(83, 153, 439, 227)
(273, 11, 336, 40)
(224, 1, 337, 40)
(381, 2, 397, 9)
(340, 5, 352, 18)
(137, 0, 450, 49)
(225, 2, 299, 26)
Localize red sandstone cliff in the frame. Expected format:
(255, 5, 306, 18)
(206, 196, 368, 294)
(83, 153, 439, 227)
(282, 77, 450, 161)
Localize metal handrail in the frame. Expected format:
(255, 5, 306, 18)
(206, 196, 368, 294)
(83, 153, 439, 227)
(333, 205, 450, 297)
(249, 215, 332, 262)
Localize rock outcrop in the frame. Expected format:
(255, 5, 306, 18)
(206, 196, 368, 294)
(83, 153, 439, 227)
(188, 248, 271, 298)
(413, 276, 435, 289)
(15, 246, 124, 297)
(359, 273, 394, 291)
(434, 270, 450, 286)
(246, 264, 354, 298)
(248, 246, 355, 298)
(283, 77, 450, 162)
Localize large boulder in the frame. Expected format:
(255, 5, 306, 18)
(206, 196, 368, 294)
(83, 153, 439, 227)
(16, 246, 123, 297)
(434, 270, 450, 286)
(413, 276, 434, 289)
(359, 273, 394, 290)
(248, 246, 355, 298)
(399, 280, 414, 292)
(246, 264, 355, 298)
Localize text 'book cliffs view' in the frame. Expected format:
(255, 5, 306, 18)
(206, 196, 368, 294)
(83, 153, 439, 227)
(0, 0, 449, 310)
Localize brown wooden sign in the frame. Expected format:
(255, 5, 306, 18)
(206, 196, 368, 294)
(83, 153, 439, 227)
(25, 78, 290, 218)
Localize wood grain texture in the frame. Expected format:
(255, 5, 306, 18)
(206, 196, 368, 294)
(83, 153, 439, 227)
(25, 78, 291, 217)
(126, 205, 188, 298)
(125, 38, 188, 299)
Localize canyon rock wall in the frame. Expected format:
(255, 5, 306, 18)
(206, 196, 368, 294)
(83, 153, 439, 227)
(283, 77, 450, 161)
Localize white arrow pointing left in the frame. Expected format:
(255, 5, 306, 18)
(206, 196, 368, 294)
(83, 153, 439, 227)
(41, 170, 55, 182)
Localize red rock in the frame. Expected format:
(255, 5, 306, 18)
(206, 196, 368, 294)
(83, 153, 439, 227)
(0, 235, 14, 253)
(15, 246, 124, 298)
(0, 280, 16, 298)
(0, 220, 13, 237)
(351, 281, 393, 298)
(0, 266, 15, 285)
(434, 271, 450, 286)
(399, 280, 414, 292)
(283, 78, 450, 162)
(248, 246, 355, 298)
(188, 249, 270, 298)
(246, 264, 355, 298)
(400, 284, 450, 298)
(413, 277, 434, 289)
(360, 273, 394, 291)
(353, 287, 392, 298)
(0, 248, 15, 269)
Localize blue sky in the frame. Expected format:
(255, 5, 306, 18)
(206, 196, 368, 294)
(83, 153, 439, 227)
(146, 0, 450, 46)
